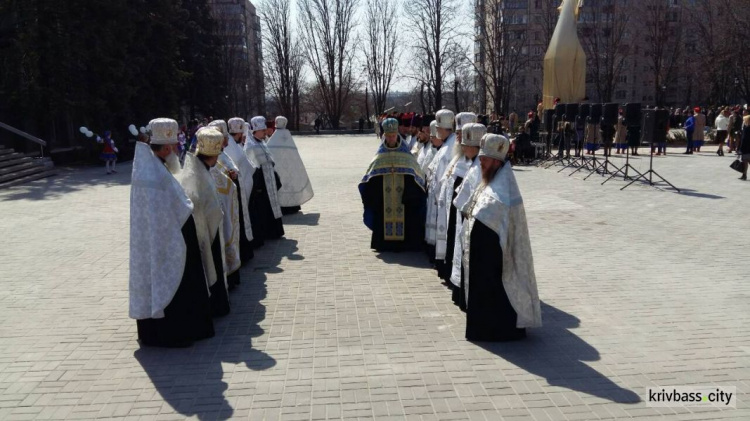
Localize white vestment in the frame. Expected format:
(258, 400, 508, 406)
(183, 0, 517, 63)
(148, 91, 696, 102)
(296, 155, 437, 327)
(425, 133, 456, 245)
(212, 153, 241, 276)
(435, 154, 471, 263)
(223, 138, 255, 240)
(460, 162, 542, 329)
(411, 140, 424, 156)
(417, 144, 435, 175)
(450, 158, 480, 286)
(178, 154, 225, 289)
(267, 128, 314, 207)
(245, 137, 283, 219)
(129, 142, 194, 319)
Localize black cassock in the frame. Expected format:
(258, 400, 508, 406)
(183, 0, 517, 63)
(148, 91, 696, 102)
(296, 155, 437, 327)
(249, 169, 285, 245)
(137, 216, 215, 347)
(466, 220, 526, 342)
(234, 181, 255, 265)
(281, 205, 301, 215)
(209, 233, 230, 317)
(361, 175, 426, 252)
(436, 176, 462, 281)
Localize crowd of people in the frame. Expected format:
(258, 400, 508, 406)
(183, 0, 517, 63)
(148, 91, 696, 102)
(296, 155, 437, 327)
(360, 110, 542, 342)
(128, 115, 314, 347)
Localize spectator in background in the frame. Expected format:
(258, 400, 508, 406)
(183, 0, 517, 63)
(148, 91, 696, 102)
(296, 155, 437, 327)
(714, 107, 729, 156)
(740, 113, 750, 180)
(729, 108, 742, 154)
(683, 108, 695, 155)
(692, 107, 706, 152)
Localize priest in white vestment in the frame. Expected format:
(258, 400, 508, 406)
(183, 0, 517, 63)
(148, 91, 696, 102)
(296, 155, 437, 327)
(434, 113, 477, 281)
(225, 117, 258, 254)
(460, 134, 542, 341)
(178, 127, 231, 318)
(449, 123, 485, 310)
(130, 118, 214, 347)
(245, 116, 285, 240)
(207, 120, 242, 289)
(267, 116, 314, 214)
(424, 109, 456, 261)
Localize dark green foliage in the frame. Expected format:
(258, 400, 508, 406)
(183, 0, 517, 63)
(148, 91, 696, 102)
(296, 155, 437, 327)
(0, 0, 226, 154)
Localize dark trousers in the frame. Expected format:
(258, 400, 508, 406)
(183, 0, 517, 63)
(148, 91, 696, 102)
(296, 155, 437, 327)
(685, 132, 693, 153)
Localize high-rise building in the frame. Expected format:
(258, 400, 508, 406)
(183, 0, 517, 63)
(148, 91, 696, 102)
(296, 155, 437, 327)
(209, 0, 266, 118)
(475, 0, 702, 114)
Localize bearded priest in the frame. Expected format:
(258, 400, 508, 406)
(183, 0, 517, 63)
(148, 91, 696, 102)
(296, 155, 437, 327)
(129, 118, 214, 347)
(359, 118, 426, 252)
(460, 134, 542, 341)
(179, 127, 231, 318)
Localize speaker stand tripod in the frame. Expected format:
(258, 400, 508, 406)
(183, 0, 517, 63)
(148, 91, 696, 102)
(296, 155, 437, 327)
(559, 132, 588, 173)
(602, 133, 643, 185)
(621, 147, 680, 192)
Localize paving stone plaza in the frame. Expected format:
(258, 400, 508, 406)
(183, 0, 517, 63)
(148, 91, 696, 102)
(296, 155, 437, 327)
(0, 135, 748, 420)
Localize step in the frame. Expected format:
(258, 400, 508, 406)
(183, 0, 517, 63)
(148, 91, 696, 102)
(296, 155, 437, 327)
(0, 156, 32, 170)
(0, 165, 54, 185)
(0, 160, 39, 177)
(0, 148, 13, 156)
(0, 169, 57, 189)
(0, 152, 24, 163)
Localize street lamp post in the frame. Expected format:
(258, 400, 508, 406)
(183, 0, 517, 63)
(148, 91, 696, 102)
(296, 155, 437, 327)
(661, 85, 667, 107)
(734, 78, 740, 106)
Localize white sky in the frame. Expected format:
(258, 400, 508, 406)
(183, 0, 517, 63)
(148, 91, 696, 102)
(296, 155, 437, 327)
(287, 0, 474, 93)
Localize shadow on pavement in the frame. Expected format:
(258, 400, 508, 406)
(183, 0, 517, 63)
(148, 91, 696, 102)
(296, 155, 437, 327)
(283, 211, 320, 226)
(474, 302, 641, 404)
(676, 189, 725, 200)
(134, 238, 283, 420)
(0, 165, 131, 202)
(375, 251, 433, 269)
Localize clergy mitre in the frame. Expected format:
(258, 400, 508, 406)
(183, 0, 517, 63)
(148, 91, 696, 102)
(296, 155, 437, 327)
(250, 116, 267, 132)
(228, 117, 245, 134)
(208, 120, 229, 140)
(478, 134, 510, 161)
(462, 123, 487, 147)
(381, 118, 398, 134)
(429, 120, 438, 138)
(195, 127, 224, 157)
(275, 116, 288, 130)
(148, 118, 179, 145)
(456, 112, 478, 131)
(435, 109, 455, 129)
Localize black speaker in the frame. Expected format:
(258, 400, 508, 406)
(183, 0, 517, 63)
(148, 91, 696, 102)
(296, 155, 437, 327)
(579, 104, 590, 120)
(555, 103, 565, 115)
(564, 103, 579, 122)
(625, 103, 642, 127)
(602, 103, 619, 125)
(589, 103, 602, 122)
(642, 109, 669, 144)
(543, 109, 555, 132)
(641, 109, 656, 144)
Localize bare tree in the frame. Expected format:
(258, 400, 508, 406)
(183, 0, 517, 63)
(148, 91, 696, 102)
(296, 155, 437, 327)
(298, 0, 359, 129)
(724, 0, 750, 104)
(473, 0, 531, 114)
(639, 0, 684, 106)
(363, 0, 400, 115)
(259, 0, 304, 129)
(579, 0, 630, 102)
(410, 0, 460, 110)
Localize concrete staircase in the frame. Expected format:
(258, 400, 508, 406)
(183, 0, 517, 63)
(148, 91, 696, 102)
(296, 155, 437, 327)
(0, 145, 57, 189)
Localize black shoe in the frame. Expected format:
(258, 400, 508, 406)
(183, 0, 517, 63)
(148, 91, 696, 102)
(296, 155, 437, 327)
(741, 176, 747, 180)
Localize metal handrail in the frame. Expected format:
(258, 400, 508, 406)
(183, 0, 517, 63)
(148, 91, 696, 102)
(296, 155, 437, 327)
(0, 121, 46, 156)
